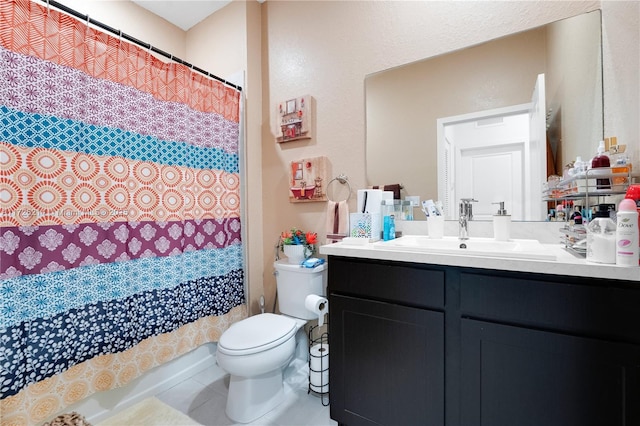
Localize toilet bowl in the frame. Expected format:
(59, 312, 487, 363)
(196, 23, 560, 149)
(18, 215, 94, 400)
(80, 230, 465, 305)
(216, 313, 304, 423)
(216, 259, 327, 423)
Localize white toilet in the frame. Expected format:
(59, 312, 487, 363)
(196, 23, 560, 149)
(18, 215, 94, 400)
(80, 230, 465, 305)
(216, 259, 327, 423)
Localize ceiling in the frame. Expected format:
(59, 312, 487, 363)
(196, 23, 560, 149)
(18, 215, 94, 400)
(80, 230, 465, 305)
(131, 1, 232, 31)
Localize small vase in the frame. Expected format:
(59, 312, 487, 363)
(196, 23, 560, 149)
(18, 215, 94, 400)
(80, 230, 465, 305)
(283, 244, 311, 264)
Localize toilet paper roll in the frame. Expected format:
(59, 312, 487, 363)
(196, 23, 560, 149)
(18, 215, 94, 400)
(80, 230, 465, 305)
(305, 294, 329, 326)
(310, 371, 329, 393)
(310, 343, 329, 372)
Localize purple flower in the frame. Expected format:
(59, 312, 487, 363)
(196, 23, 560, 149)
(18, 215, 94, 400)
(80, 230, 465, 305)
(62, 224, 79, 233)
(41, 262, 66, 274)
(96, 240, 117, 259)
(97, 222, 113, 231)
(128, 237, 142, 255)
(62, 243, 82, 263)
(113, 224, 129, 243)
(18, 247, 42, 270)
(24, 65, 38, 81)
(168, 224, 182, 240)
(0, 266, 22, 279)
(79, 255, 100, 267)
(115, 252, 131, 262)
(18, 226, 39, 236)
(184, 222, 195, 237)
(78, 226, 99, 246)
(215, 231, 226, 245)
(38, 229, 64, 251)
(139, 224, 157, 241)
(140, 249, 156, 258)
(154, 236, 170, 253)
(1, 230, 20, 255)
(203, 221, 216, 235)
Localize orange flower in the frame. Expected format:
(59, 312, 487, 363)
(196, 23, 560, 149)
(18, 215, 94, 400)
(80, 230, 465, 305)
(305, 232, 317, 245)
(278, 227, 318, 257)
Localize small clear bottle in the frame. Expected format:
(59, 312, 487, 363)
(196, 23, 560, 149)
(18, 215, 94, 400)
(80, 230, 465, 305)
(383, 214, 395, 241)
(586, 205, 616, 264)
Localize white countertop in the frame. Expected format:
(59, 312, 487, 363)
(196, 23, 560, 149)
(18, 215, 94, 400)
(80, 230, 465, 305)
(320, 239, 640, 282)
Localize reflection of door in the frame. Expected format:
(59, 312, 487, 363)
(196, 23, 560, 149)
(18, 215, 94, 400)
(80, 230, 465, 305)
(437, 74, 547, 221)
(439, 108, 529, 220)
(457, 143, 524, 220)
(529, 74, 547, 221)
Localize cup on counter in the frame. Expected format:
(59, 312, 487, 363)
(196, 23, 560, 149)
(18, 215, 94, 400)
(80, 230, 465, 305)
(427, 215, 444, 239)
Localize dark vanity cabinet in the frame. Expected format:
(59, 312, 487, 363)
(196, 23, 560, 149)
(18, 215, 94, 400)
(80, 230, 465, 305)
(327, 256, 640, 426)
(328, 257, 445, 425)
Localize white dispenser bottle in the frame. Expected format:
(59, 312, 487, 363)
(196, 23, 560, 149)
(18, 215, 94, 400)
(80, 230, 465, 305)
(587, 206, 617, 264)
(492, 201, 511, 241)
(616, 199, 639, 266)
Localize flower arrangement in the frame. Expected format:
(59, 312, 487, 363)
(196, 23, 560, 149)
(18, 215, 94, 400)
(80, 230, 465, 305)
(279, 227, 318, 258)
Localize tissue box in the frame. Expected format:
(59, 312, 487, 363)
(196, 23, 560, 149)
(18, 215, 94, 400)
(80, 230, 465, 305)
(349, 212, 381, 241)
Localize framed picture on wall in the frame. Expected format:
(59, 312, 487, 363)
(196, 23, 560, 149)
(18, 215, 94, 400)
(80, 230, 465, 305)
(289, 156, 328, 203)
(277, 95, 313, 143)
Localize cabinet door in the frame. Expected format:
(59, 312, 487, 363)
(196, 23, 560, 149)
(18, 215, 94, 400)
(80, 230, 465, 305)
(329, 294, 444, 426)
(461, 319, 640, 426)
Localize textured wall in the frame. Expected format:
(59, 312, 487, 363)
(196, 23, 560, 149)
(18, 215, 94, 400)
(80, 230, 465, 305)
(261, 0, 621, 309)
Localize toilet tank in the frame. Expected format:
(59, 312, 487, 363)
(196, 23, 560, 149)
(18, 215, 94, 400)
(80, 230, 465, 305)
(274, 259, 327, 320)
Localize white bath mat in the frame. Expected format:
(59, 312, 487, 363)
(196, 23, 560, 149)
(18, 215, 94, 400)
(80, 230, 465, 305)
(97, 397, 202, 426)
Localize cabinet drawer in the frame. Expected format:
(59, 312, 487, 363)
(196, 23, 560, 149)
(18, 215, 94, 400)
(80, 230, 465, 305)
(328, 256, 445, 309)
(460, 271, 640, 343)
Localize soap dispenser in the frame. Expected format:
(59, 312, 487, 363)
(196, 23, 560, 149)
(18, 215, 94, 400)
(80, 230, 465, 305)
(492, 201, 511, 241)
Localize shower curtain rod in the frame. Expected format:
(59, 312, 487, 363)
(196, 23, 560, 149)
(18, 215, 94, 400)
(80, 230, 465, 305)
(43, 0, 243, 92)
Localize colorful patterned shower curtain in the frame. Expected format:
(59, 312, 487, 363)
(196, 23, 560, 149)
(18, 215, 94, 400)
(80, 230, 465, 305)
(0, 1, 246, 423)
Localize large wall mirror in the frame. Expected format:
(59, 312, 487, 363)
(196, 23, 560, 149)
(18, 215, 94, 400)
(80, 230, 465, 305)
(365, 10, 603, 221)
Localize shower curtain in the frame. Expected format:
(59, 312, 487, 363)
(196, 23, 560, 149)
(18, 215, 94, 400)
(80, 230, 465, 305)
(0, 1, 246, 424)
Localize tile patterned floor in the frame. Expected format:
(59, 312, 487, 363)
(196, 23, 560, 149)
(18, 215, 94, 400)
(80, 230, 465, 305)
(156, 359, 336, 426)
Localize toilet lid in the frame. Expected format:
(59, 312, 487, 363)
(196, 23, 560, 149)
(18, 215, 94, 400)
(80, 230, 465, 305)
(218, 313, 297, 355)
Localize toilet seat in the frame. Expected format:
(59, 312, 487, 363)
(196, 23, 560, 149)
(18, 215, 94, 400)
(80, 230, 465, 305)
(218, 313, 297, 356)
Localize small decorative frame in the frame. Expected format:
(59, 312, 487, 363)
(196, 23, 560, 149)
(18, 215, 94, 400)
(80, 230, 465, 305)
(277, 95, 313, 143)
(289, 156, 328, 203)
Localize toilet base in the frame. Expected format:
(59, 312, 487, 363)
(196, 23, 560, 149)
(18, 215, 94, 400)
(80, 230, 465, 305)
(226, 368, 285, 423)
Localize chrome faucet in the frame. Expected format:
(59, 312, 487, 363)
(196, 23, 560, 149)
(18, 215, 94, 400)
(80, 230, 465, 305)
(459, 198, 478, 240)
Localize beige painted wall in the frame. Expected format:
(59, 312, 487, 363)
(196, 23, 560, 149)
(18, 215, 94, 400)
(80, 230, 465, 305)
(186, 1, 245, 79)
(602, 1, 640, 167)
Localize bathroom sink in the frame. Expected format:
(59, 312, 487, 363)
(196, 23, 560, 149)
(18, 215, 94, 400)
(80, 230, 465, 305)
(374, 235, 556, 261)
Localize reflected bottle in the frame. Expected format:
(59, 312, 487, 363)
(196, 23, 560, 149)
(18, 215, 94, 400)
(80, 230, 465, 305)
(591, 140, 611, 190)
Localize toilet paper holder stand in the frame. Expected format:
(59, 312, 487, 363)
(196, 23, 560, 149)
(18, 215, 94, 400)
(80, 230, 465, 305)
(308, 321, 329, 406)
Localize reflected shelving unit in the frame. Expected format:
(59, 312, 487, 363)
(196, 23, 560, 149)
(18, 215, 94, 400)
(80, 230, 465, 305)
(543, 167, 637, 256)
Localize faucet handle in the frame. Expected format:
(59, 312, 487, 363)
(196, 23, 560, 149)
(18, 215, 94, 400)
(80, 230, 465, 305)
(459, 198, 478, 220)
